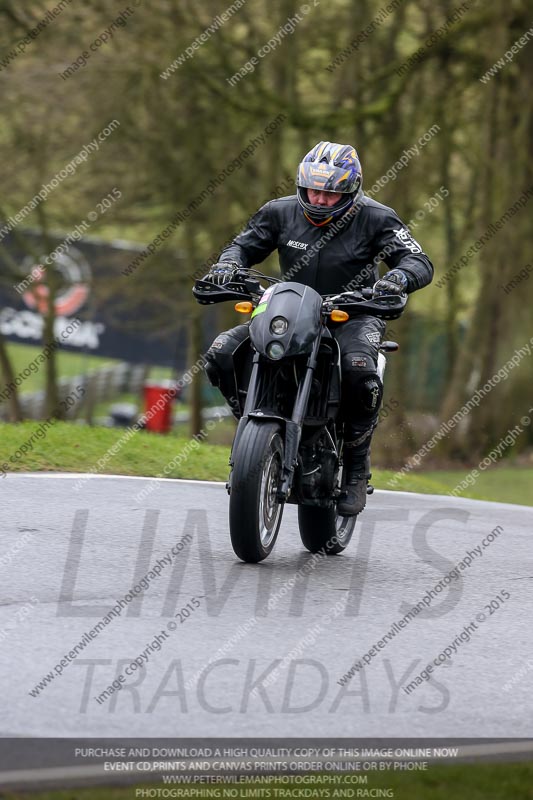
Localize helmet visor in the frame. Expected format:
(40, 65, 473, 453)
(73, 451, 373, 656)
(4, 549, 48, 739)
(297, 161, 360, 194)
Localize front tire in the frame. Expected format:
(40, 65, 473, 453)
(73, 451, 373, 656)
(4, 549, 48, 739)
(298, 506, 356, 555)
(229, 421, 285, 563)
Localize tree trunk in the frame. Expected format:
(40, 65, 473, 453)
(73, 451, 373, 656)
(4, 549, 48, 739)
(0, 332, 23, 422)
(188, 300, 203, 438)
(185, 226, 203, 438)
(35, 207, 64, 421)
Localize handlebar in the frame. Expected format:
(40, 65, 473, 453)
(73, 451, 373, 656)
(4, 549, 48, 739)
(321, 288, 407, 319)
(192, 268, 275, 305)
(192, 269, 407, 319)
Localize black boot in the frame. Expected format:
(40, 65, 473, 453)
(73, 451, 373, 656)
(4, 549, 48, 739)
(205, 357, 241, 419)
(337, 456, 368, 516)
(337, 431, 372, 517)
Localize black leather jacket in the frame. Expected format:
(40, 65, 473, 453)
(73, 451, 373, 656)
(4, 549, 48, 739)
(219, 194, 433, 295)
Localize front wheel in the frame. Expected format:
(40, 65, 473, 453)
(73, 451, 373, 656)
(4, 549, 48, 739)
(298, 506, 356, 554)
(229, 421, 285, 562)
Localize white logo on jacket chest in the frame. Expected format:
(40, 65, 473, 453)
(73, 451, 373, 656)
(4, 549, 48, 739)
(287, 239, 308, 250)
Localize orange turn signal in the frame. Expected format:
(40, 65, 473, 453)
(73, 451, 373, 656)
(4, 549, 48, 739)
(235, 302, 253, 314)
(330, 310, 349, 322)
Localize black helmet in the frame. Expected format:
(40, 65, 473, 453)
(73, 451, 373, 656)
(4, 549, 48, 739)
(296, 141, 363, 225)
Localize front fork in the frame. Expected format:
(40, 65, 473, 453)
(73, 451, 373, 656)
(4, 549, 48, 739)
(226, 335, 322, 502)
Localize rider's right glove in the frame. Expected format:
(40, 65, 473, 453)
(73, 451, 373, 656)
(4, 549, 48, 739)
(202, 262, 240, 286)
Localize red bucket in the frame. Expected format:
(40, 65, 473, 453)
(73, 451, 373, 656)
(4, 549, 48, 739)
(143, 381, 179, 433)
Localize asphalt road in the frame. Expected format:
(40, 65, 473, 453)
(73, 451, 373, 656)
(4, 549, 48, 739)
(1, 473, 532, 739)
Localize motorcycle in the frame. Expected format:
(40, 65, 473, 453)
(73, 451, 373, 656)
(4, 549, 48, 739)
(193, 269, 406, 563)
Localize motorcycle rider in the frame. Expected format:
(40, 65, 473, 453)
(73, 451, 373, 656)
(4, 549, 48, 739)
(201, 141, 433, 515)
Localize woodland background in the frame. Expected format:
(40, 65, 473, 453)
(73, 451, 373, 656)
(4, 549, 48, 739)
(0, 0, 532, 466)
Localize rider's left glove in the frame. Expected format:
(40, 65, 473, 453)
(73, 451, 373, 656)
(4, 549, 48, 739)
(202, 262, 240, 286)
(372, 269, 408, 297)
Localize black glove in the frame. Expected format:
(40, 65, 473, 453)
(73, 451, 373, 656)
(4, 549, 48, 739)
(202, 262, 240, 286)
(373, 269, 408, 297)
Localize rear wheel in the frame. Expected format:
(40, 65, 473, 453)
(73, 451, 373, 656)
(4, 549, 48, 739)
(298, 503, 356, 555)
(229, 421, 285, 562)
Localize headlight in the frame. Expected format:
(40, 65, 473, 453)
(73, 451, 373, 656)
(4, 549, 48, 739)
(270, 316, 288, 335)
(266, 341, 285, 360)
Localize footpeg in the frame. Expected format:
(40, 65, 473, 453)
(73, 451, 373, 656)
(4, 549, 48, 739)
(366, 484, 374, 495)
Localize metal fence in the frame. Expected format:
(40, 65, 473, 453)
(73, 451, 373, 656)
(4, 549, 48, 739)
(1, 363, 149, 422)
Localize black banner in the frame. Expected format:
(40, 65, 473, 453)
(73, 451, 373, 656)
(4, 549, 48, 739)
(0, 230, 188, 367)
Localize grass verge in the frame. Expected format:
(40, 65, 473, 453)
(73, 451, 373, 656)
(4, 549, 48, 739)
(0, 422, 230, 482)
(0, 422, 532, 506)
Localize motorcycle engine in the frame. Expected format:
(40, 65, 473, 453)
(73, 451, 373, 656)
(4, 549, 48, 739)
(294, 443, 339, 505)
